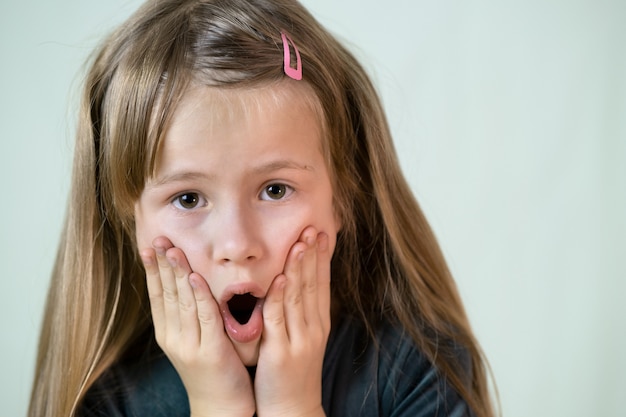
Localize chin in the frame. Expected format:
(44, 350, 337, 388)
(233, 339, 261, 367)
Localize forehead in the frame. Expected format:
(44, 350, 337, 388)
(171, 80, 323, 133)
(153, 80, 328, 175)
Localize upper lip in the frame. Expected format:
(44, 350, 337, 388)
(219, 281, 266, 306)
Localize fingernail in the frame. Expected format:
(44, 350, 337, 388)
(167, 256, 177, 267)
(154, 246, 166, 256)
(140, 254, 153, 266)
(189, 276, 198, 289)
(297, 250, 305, 260)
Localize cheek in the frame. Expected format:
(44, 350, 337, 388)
(312, 196, 340, 249)
(268, 222, 302, 263)
(134, 201, 335, 276)
(134, 205, 182, 250)
(134, 210, 154, 250)
(246, 212, 305, 270)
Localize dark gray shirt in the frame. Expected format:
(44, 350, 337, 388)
(80, 317, 473, 416)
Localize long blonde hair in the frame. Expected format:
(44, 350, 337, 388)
(29, 1, 495, 416)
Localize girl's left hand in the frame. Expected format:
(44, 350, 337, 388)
(253, 226, 331, 417)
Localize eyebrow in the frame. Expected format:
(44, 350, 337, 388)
(250, 159, 315, 175)
(148, 171, 214, 188)
(149, 159, 314, 188)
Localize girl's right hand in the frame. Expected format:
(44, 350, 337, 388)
(140, 236, 255, 417)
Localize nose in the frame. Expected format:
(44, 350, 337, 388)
(209, 203, 263, 265)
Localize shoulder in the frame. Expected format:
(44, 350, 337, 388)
(78, 350, 189, 417)
(322, 316, 474, 417)
(376, 322, 474, 417)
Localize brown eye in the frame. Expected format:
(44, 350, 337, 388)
(174, 193, 201, 210)
(261, 183, 291, 201)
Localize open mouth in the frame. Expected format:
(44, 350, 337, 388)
(227, 293, 258, 325)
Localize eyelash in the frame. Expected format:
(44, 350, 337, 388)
(170, 183, 294, 211)
(259, 183, 294, 201)
(171, 192, 207, 211)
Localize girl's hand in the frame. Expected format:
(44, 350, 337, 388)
(254, 227, 331, 417)
(140, 237, 255, 417)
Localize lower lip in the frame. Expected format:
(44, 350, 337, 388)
(221, 301, 264, 343)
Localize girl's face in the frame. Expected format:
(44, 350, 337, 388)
(134, 82, 340, 365)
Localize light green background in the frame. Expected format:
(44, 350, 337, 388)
(1, 0, 624, 416)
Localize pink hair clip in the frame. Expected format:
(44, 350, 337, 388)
(281, 32, 302, 80)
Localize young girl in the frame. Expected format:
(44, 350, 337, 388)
(29, 0, 495, 416)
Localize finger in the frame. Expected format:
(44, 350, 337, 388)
(300, 228, 320, 327)
(141, 248, 166, 342)
(153, 237, 180, 335)
(167, 247, 200, 347)
(316, 232, 332, 335)
(282, 240, 306, 340)
(261, 274, 288, 346)
(191, 272, 227, 351)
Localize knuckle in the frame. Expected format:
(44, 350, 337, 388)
(292, 341, 313, 358)
(156, 258, 171, 269)
(302, 279, 317, 294)
(197, 311, 218, 327)
(161, 287, 178, 303)
(154, 331, 166, 348)
(147, 291, 163, 303)
(177, 347, 200, 365)
(287, 292, 303, 306)
(265, 312, 285, 327)
(178, 299, 196, 314)
(306, 324, 328, 347)
(161, 335, 178, 354)
(193, 291, 208, 304)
